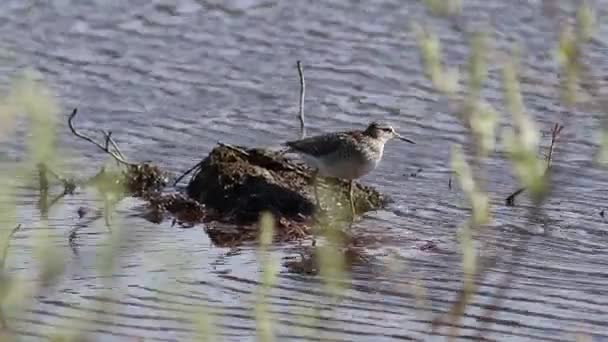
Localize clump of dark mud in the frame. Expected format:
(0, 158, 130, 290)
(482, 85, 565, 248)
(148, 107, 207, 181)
(179, 143, 387, 244)
(186, 144, 386, 224)
(124, 163, 169, 196)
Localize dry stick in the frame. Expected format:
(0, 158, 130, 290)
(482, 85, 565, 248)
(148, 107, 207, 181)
(505, 123, 563, 206)
(546, 123, 563, 168)
(68, 108, 136, 167)
(99, 129, 126, 160)
(108, 135, 126, 160)
(297, 60, 306, 139)
(0, 224, 22, 270)
(172, 160, 204, 187)
(505, 187, 525, 206)
(102, 130, 112, 151)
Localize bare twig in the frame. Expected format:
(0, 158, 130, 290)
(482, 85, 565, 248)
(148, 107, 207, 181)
(109, 135, 126, 160)
(99, 129, 126, 160)
(297, 60, 306, 139)
(68, 108, 136, 167)
(505, 187, 526, 206)
(173, 161, 204, 187)
(505, 123, 564, 206)
(545, 123, 564, 170)
(102, 130, 112, 150)
(0, 224, 22, 270)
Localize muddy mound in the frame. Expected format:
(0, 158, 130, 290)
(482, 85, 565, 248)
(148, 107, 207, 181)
(186, 144, 387, 224)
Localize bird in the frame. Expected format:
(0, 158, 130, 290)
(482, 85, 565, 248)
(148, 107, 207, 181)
(284, 121, 415, 219)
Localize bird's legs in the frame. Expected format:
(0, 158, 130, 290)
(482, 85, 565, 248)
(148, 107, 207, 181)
(348, 180, 356, 221)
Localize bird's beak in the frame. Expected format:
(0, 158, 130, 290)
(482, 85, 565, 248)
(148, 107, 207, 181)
(395, 132, 415, 144)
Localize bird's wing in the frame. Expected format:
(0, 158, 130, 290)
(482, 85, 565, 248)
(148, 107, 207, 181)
(285, 132, 354, 157)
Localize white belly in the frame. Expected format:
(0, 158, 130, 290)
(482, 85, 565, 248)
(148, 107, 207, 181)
(295, 147, 383, 180)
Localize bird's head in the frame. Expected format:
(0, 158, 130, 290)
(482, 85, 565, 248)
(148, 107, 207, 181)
(364, 121, 415, 144)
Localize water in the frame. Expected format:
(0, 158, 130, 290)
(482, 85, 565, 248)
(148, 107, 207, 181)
(1, 0, 608, 340)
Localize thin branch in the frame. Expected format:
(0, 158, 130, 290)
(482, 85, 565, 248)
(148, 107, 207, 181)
(505, 187, 525, 206)
(505, 123, 564, 206)
(545, 123, 564, 170)
(68, 108, 136, 167)
(173, 161, 203, 187)
(99, 129, 126, 160)
(0, 224, 22, 270)
(102, 130, 112, 150)
(109, 135, 126, 160)
(297, 60, 306, 139)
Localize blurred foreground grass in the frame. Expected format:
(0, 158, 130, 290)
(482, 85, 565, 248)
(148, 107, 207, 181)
(0, 1, 603, 341)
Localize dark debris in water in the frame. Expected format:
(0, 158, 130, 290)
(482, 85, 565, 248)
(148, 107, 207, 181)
(124, 163, 169, 196)
(417, 240, 438, 251)
(141, 192, 208, 226)
(283, 232, 373, 275)
(209, 215, 314, 247)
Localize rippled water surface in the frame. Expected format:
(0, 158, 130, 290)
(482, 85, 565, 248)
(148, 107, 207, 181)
(2, 0, 608, 341)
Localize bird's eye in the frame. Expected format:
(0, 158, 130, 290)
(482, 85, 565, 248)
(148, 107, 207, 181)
(382, 127, 393, 132)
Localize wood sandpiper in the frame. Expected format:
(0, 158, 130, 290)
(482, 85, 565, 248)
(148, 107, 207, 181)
(285, 121, 415, 219)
